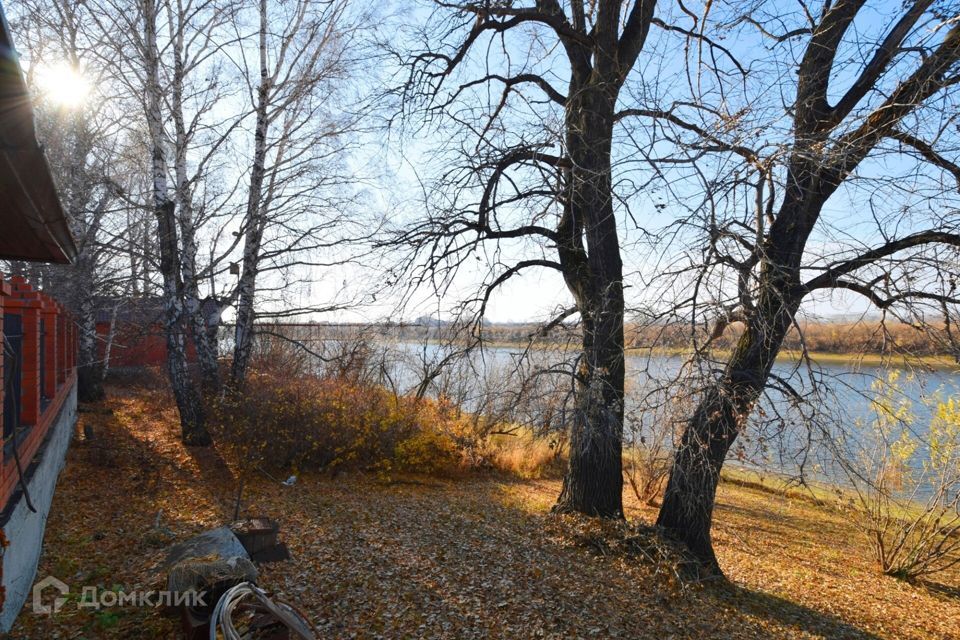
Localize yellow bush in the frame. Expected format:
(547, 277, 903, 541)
(393, 430, 462, 476)
(212, 371, 425, 472)
(843, 371, 960, 579)
(211, 368, 573, 481)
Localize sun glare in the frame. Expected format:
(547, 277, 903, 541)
(36, 62, 91, 109)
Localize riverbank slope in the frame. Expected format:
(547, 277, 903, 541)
(8, 383, 959, 639)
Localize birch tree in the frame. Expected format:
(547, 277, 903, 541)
(142, 0, 210, 443)
(9, 0, 131, 402)
(163, 0, 238, 391)
(230, 0, 362, 387)
(72, 0, 370, 438)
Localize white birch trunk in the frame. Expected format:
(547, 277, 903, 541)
(230, 0, 272, 387)
(166, 1, 221, 391)
(100, 302, 119, 382)
(143, 0, 209, 444)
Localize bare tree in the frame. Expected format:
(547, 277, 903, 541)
(9, 0, 132, 401)
(394, 0, 662, 517)
(639, 1, 960, 574)
(162, 0, 240, 392)
(141, 0, 210, 443)
(230, 0, 363, 387)
(57, 0, 371, 441)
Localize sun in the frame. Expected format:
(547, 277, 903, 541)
(35, 62, 91, 109)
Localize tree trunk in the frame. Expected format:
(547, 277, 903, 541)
(100, 303, 118, 382)
(656, 206, 807, 571)
(76, 289, 103, 402)
(554, 83, 625, 518)
(156, 201, 210, 446)
(655, 385, 741, 574)
(230, 0, 271, 389)
(181, 238, 220, 391)
(555, 332, 625, 516)
(230, 256, 261, 388)
(167, 8, 220, 393)
(143, 0, 210, 446)
(69, 183, 109, 403)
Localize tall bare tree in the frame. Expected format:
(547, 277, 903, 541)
(69, 0, 371, 439)
(643, 1, 960, 574)
(230, 0, 362, 387)
(9, 0, 132, 401)
(162, 0, 239, 392)
(395, 0, 666, 517)
(141, 0, 210, 443)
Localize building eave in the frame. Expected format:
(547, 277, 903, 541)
(0, 2, 77, 265)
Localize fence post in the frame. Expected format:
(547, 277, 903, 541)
(0, 276, 9, 464)
(57, 314, 66, 386)
(64, 315, 73, 376)
(8, 277, 42, 426)
(70, 317, 77, 372)
(41, 302, 58, 401)
(19, 305, 41, 427)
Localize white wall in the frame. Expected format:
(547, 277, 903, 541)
(0, 383, 77, 631)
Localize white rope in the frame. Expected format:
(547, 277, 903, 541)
(209, 581, 316, 640)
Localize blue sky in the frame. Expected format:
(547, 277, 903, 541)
(16, 0, 960, 325)
(325, 1, 959, 325)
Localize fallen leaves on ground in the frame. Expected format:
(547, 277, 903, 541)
(6, 383, 959, 639)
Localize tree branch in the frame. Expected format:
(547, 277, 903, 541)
(801, 230, 960, 293)
(827, 22, 960, 180)
(887, 129, 960, 192)
(618, 0, 657, 75)
(477, 258, 563, 321)
(615, 106, 761, 167)
(827, 0, 933, 127)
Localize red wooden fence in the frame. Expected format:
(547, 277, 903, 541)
(0, 275, 77, 512)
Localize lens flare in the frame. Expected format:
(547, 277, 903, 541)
(36, 62, 91, 109)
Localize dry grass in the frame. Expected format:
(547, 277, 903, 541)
(210, 370, 467, 476)
(486, 430, 563, 479)
(625, 319, 959, 359)
(6, 382, 960, 639)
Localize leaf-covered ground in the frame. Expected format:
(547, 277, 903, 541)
(6, 384, 959, 639)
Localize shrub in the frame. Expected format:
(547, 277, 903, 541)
(624, 447, 671, 506)
(623, 391, 685, 506)
(211, 370, 445, 475)
(840, 371, 960, 579)
(212, 352, 572, 481)
(392, 430, 463, 476)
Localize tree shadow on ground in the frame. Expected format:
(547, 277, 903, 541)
(704, 581, 882, 639)
(77, 389, 238, 525)
(185, 440, 237, 488)
(919, 579, 960, 600)
(714, 499, 840, 537)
